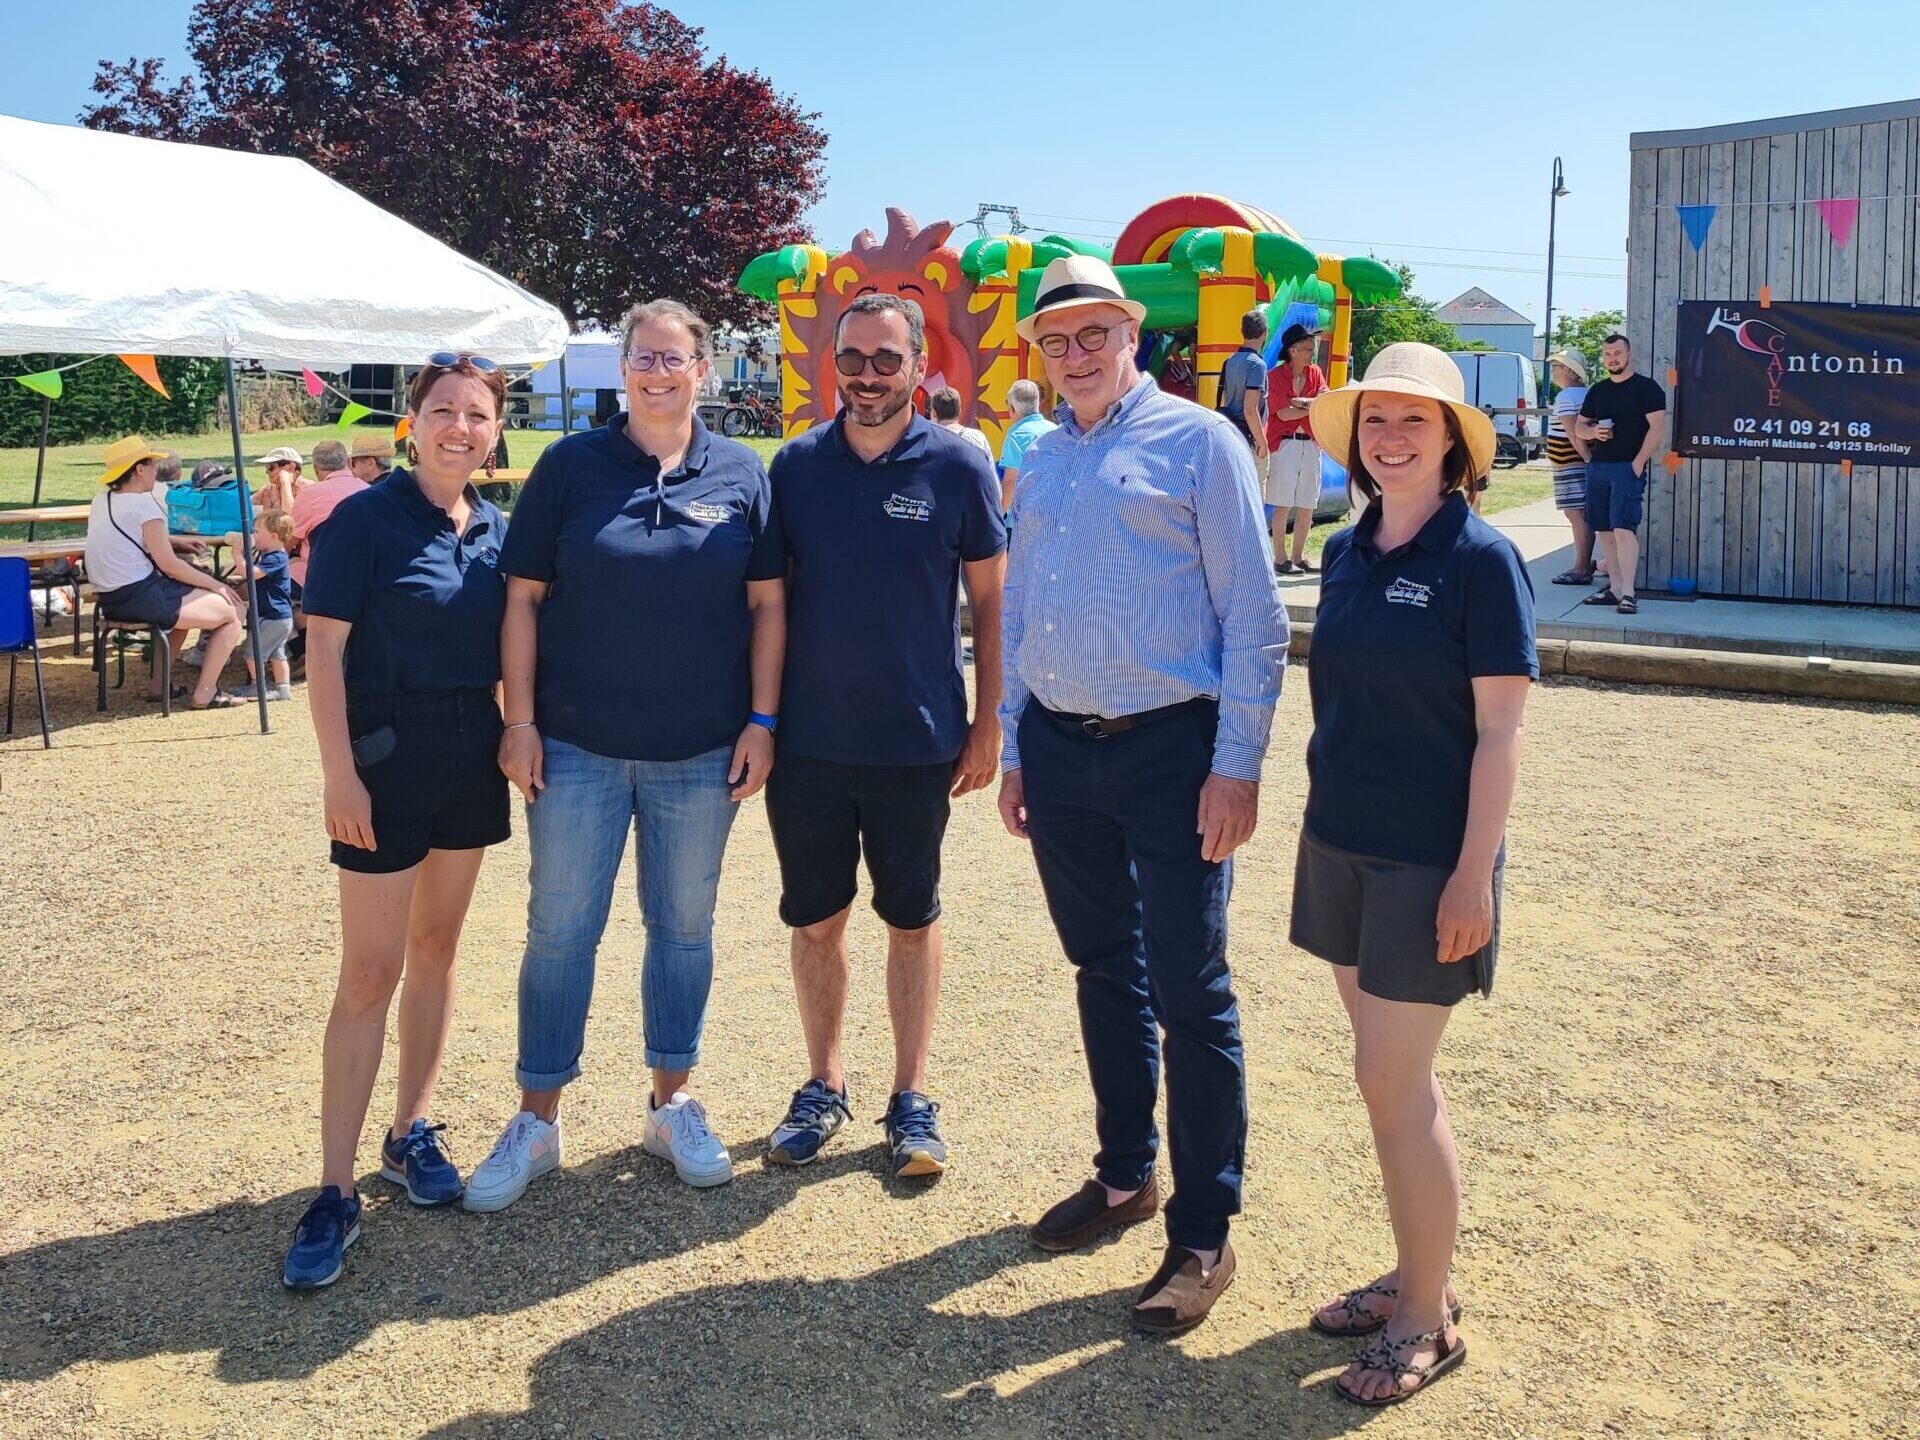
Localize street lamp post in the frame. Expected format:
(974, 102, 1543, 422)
(1544, 157, 1569, 378)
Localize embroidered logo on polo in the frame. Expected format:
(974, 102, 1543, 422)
(683, 500, 731, 524)
(883, 493, 933, 522)
(1385, 577, 1434, 608)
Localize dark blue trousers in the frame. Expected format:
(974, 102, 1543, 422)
(1020, 701, 1247, 1251)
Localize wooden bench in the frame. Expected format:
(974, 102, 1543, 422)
(0, 504, 90, 527)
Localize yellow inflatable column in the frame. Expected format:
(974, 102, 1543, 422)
(969, 236, 1033, 454)
(777, 246, 829, 438)
(1196, 228, 1259, 412)
(1319, 255, 1355, 389)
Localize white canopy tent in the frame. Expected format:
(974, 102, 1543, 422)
(0, 114, 571, 734)
(0, 115, 569, 365)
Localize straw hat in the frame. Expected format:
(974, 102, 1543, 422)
(1015, 255, 1146, 342)
(99, 434, 170, 487)
(1547, 348, 1589, 385)
(1309, 343, 1498, 480)
(350, 434, 396, 460)
(254, 445, 304, 468)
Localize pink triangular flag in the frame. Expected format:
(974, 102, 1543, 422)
(1814, 197, 1859, 248)
(301, 368, 325, 398)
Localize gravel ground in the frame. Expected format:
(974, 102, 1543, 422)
(1, 635, 1917, 1439)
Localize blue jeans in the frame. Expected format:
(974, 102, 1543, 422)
(516, 738, 740, 1085)
(1019, 701, 1247, 1252)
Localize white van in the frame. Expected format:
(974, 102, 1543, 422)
(1449, 351, 1543, 466)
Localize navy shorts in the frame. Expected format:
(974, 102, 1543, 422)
(765, 750, 952, 930)
(333, 688, 510, 874)
(1289, 828, 1500, 1006)
(97, 572, 196, 629)
(1585, 460, 1646, 532)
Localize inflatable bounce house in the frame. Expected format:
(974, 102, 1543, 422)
(736, 194, 1402, 452)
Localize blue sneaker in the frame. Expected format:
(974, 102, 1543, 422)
(767, 1079, 853, 1166)
(380, 1119, 464, 1206)
(881, 1091, 948, 1179)
(283, 1185, 362, 1289)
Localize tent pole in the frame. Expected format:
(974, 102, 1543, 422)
(558, 353, 571, 435)
(226, 359, 270, 735)
(26, 397, 50, 541)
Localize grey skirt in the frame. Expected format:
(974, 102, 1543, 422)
(1289, 828, 1500, 1005)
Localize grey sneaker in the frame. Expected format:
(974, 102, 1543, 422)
(767, 1079, 852, 1166)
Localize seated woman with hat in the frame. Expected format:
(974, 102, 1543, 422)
(83, 435, 248, 708)
(1292, 343, 1538, 1406)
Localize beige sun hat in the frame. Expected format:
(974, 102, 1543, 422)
(349, 434, 395, 460)
(1547, 348, 1589, 385)
(254, 445, 304, 468)
(1309, 343, 1498, 480)
(1015, 254, 1147, 343)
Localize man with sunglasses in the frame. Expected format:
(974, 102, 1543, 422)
(997, 255, 1286, 1335)
(760, 293, 1007, 1181)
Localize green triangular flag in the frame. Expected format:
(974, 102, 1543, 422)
(16, 370, 63, 400)
(336, 402, 373, 430)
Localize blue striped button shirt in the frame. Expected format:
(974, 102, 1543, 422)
(999, 375, 1289, 781)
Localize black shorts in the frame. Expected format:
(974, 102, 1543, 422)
(765, 750, 952, 930)
(1289, 828, 1500, 1005)
(97, 572, 196, 629)
(333, 688, 511, 875)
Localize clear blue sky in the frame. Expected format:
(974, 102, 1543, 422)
(8, 1, 1917, 333)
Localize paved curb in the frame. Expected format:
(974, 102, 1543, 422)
(1285, 624, 1920, 706)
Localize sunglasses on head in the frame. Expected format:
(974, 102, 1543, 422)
(1034, 323, 1128, 359)
(835, 348, 910, 377)
(427, 352, 500, 372)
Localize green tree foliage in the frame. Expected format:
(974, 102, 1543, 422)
(1548, 309, 1627, 384)
(1349, 263, 1464, 374)
(0, 356, 224, 448)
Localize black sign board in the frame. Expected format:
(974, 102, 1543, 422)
(1673, 300, 1920, 465)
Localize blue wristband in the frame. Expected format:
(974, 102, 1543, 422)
(749, 711, 778, 733)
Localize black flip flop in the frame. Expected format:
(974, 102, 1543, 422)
(191, 690, 246, 710)
(1551, 569, 1596, 585)
(145, 685, 190, 703)
(1582, 588, 1619, 606)
(1616, 596, 1639, 615)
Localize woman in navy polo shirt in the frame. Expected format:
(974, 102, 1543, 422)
(463, 299, 786, 1209)
(1293, 344, 1537, 1407)
(281, 355, 512, 1289)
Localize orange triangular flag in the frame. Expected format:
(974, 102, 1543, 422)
(394, 416, 413, 442)
(1663, 451, 1683, 474)
(118, 354, 171, 398)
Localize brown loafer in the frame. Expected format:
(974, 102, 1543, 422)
(1132, 1241, 1236, 1335)
(1029, 1176, 1159, 1252)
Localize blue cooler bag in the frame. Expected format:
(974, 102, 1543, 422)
(168, 468, 247, 535)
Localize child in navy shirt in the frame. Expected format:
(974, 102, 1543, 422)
(226, 508, 297, 701)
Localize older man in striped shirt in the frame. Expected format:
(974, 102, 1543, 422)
(997, 256, 1288, 1336)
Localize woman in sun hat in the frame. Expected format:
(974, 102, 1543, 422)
(252, 445, 306, 512)
(84, 434, 248, 707)
(281, 354, 513, 1290)
(1290, 343, 1537, 1406)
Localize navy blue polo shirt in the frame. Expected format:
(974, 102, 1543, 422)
(302, 467, 506, 694)
(254, 546, 293, 621)
(1304, 493, 1537, 868)
(769, 413, 1006, 766)
(499, 414, 784, 762)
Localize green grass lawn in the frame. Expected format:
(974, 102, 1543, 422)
(1297, 463, 1554, 558)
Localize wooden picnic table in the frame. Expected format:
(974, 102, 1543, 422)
(0, 538, 85, 563)
(0, 504, 90, 526)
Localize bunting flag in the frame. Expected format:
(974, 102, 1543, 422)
(1814, 197, 1859, 248)
(1676, 204, 1717, 252)
(336, 402, 373, 430)
(1663, 451, 1684, 475)
(394, 416, 412, 443)
(301, 368, 325, 398)
(15, 370, 63, 400)
(118, 353, 170, 398)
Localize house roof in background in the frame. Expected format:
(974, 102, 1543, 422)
(1436, 287, 1532, 328)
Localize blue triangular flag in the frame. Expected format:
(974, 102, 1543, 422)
(1677, 204, 1717, 252)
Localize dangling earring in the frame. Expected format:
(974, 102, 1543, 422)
(406, 441, 419, 466)
(485, 447, 497, 481)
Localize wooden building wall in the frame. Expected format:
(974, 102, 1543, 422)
(1628, 106, 1920, 606)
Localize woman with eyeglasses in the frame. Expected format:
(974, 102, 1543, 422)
(282, 353, 512, 1288)
(464, 299, 787, 1208)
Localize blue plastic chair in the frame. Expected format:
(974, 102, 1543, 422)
(0, 556, 52, 748)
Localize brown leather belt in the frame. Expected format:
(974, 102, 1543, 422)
(1043, 696, 1212, 739)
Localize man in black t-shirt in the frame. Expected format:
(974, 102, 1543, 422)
(1576, 334, 1667, 615)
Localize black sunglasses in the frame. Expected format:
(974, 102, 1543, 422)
(1034, 323, 1128, 359)
(427, 352, 500, 373)
(835, 348, 910, 377)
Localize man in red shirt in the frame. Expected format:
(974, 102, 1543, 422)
(1263, 324, 1326, 575)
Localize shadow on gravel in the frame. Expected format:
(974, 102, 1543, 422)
(418, 1225, 1371, 1440)
(0, 1141, 876, 1385)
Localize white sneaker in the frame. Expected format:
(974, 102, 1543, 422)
(643, 1091, 733, 1187)
(462, 1110, 562, 1212)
